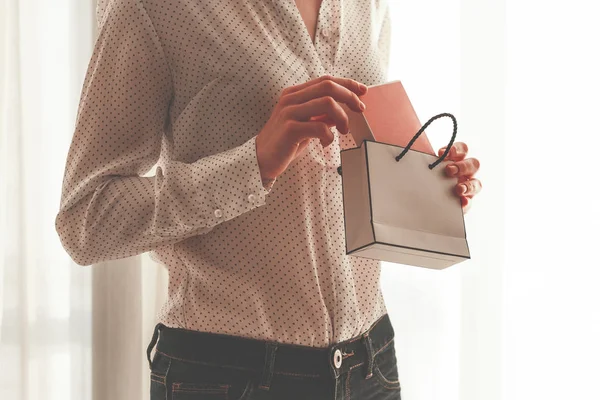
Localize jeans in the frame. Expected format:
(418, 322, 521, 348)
(146, 313, 401, 400)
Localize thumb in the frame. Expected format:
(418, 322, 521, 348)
(294, 138, 311, 159)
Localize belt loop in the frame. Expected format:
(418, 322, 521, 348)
(362, 332, 374, 379)
(146, 323, 164, 369)
(257, 342, 278, 392)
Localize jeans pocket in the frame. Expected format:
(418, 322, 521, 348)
(171, 379, 253, 400)
(372, 339, 401, 391)
(152, 354, 255, 400)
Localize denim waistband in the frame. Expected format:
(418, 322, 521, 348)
(146, 313, 395, 383)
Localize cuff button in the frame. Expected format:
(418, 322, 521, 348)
(214, 209, 223, 218)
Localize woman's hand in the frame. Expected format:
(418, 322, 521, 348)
(439, 142, 482, 213)
(256, 75, 368, 181)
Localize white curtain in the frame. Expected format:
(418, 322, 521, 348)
(502, 1, 600, 399)
(0, 1, 167, 399)
(2, 0, 598, 400)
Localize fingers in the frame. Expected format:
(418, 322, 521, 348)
(461, 196, 472, 213)
(310, 113, 337, 127)
(445, 157, 480, 178)
(286, 120, 335, 148)
(282, 74, 367, 97)
(438, 142, 479, 213)
(455, 178, 482, 197)
(438, 142, 469, 161)
(286, 96, 350, 135)
(282, 78, 366, 113)
(277, 75, 368, 140)
(294, 137, 311, 159)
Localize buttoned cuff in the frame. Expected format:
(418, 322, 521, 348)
(151, 135, 273, 238)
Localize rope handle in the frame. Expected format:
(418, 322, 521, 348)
(336, 112, 457, 175)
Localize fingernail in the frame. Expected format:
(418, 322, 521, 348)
(459, 184, 467, 194)
(359, 101, 366, 110)
(448, 165, 458, 176)
(359, 84, 368, 93)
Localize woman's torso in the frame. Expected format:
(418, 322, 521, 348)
(143, 0, 392, 348)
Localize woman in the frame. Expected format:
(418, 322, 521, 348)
(56, 0, 482, 398)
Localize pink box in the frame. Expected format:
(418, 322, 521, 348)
(341, 80, 436, 155)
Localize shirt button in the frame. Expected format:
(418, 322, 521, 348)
(321, 28, 331, 38)
(247, 194, 256, 203)
(333, 349, 342, 368)
(214, 209, 222, 218)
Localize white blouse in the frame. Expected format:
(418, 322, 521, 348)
(56, 0, 392, 348)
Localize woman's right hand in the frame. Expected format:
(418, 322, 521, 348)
(255, 75, 368, 181)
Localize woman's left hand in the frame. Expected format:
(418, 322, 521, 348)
(439, 142, 482, 213)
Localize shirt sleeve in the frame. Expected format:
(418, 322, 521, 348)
(55, 0, 271, 266)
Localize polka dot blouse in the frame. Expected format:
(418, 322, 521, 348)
(55, 0, 392, 348)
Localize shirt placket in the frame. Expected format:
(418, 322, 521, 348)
(315, 0, 344, 345)
(314, 0, 342, 73)
(314, 0, 343, 166)
(269, 0, 346, 344)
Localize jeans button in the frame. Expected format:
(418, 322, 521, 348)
(333, 349, 342, 368)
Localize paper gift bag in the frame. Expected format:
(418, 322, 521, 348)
(337, 113, 471, 270)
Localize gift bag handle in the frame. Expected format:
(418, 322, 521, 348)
(394, 112, 457, 169)
(336, 112, 457, 176)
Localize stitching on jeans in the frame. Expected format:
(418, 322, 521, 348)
(154, 337, 394, 387)
(347, 368, 351, 399)
(372, 351, 400, 390)
(156, 350, 322, 378)
(164, 357, 172, 397)
(166, 358, 172, 382)
(150, 372, 165, 386)
(259, 342, 276, 390)
(173, 388, 229, 393)
(172, 383, 229, 391)
(372, 338, 399, 388)
(259, 344, 270, 389)
(373, 355, 400, 386)
(239, 378, 252, 400)
(275, 371, 320, 377)
(363, 333, 374, 379)
(342, 350, 354, 359)
(157, 350, 245, 370)
(347, 363, 363, 399)
(373, 337, 394, 357)
(267, 344, 278, 387)
(374, 364, 400, 389)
